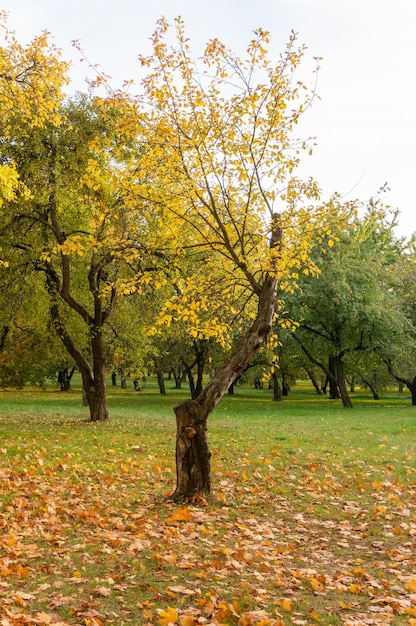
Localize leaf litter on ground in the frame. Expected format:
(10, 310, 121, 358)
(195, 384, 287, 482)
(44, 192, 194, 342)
(0, 396, 416, 625)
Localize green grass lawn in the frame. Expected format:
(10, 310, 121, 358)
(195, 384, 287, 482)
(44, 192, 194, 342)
(0, 380, 415, 625)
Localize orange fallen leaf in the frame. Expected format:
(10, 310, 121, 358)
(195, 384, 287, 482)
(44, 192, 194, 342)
(165, 508, 192, 524)
(281, 599, 293, 612)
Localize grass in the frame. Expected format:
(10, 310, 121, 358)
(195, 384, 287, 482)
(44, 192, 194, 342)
(0, 379, 415, 625)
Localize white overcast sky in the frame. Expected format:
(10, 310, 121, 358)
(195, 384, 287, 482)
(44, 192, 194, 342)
(2, 0, 415, 238)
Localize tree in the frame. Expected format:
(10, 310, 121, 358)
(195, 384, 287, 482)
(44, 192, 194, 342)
(380, 244, 416, 404)
(0, 12, 68, 260)
(0, 18, 75, 387)
(129, 19, 348, 499)
(0, 82, 156, 419)
(286, 204, 408, 407)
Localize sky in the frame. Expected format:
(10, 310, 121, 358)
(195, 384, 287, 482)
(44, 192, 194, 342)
(1, 0, 415, 238)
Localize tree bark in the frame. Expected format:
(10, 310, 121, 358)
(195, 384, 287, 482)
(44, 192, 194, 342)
(172, 272, 278, 500)
(58, 365, 75, 391)
(281, 373, 290, 397)
(293, 337, 352, 407)
(307, 368, 323, 395)
(185, 363, 197, 399)
(157, 370, 166, 395)
(120, 367, 127, 389)
(328, 355, 340, 399)
(335, 356, 353, 408)
(48, 293, 109, 421)
(171, 213, 281, 501)
(272, 371, 282, 401)
(0, 326, 9, 352)
(80, 333, 109, 421)
(193, 340, 208, 398)
(411, 377, 416, 406)
(360, 375, 380, 400)
(384, 360, 416, 406)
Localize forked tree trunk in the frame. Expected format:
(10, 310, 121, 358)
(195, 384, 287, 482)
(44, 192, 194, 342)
(49, 296, 109, 421)
(58, 365, 75, 391)
(172, 273, 278, 500)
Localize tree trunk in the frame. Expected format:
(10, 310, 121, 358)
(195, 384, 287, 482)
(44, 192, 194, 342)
(49, 297, 109, 421)
(185, 365, 197, 399)
(81, 333, 109, 421)
(194, 340, 207, 398)
(384, 360, 415, 406)
(272, 371, 282, 401)
(120, 367, 127, 389)
(0, 326, 9, 352)
(307, 368, 323, 395)
(82, 383, 88, 406)
(157, 370, 166, 395)
(333, 354, 352, 408)
(328, 355, 340, 399)
(281, 373, 290, 397)
(361, 375, 380, 400)
(411, 376, 416, 406)
(172, 272, 278, 500)
(58, 366, 74, 391)
(173, 399, 212, 498)
(173, 370, 183, 389)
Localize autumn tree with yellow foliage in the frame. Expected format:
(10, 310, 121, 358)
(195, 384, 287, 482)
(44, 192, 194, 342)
(1, 14, 351, 488)
(125, 18, 349, 499)
(0, 11, 68, 242)
(0, 16, 162, 421)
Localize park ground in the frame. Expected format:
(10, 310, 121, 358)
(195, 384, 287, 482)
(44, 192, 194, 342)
(0, 380, 416, 625)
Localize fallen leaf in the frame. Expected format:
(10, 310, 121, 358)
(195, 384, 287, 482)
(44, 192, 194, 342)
(165, 508, 192, 524)
(158, 606, 179, 625)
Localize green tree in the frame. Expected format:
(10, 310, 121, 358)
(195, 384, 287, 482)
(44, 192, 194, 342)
(287, 204, 409, 407)
(380, 244, 416, 404)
